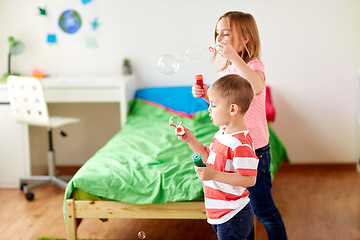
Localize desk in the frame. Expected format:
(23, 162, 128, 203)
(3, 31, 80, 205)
(0, 75, 136, 187)
(0, 75, 136, 127)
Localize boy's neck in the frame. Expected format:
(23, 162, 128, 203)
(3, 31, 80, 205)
(224, 115, 247, 135)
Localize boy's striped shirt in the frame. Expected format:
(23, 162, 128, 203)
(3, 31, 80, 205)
(204, 127, 258, 224)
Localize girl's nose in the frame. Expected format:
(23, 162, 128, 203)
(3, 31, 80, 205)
(216, 35, 221, 43)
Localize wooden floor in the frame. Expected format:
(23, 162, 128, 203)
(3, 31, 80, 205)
(1, 164, 359, 240)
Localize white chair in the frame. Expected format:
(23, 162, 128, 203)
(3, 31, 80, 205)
(7, 75, 80, 200)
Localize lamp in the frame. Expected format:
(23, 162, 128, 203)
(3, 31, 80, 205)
(1, 36, 25, 82)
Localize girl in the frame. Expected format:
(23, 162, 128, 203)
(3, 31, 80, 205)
(192, 11, 287, 240)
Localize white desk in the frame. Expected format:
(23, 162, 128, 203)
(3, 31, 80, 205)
(0, 75, 136, 127)
(0, 75, 136, 188)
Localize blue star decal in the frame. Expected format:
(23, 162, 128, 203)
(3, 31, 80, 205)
(91, 18, 100, 30)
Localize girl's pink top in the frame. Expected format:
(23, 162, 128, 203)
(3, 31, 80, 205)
(219, 59, 269, 149)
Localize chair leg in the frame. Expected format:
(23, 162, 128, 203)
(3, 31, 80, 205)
(19, 128, 71, 200)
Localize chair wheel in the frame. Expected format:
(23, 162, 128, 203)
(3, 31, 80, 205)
(25, 192, 34, 201)
(20, 183, 27, 191)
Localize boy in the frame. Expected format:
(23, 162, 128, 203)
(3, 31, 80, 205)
(178, 74, 258, 240)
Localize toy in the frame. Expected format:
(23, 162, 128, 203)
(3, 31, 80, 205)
(192, 153, 206, 167)
(169, 115, 185, 136)
(32, 69, 47, 79)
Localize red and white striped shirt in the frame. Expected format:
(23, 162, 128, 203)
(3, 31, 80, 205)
(204, 127, 258, 224)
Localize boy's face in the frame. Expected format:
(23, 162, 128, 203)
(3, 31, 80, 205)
(208, 92, 231, 127)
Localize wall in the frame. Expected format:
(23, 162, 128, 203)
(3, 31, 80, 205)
(0, 0, 359, 165)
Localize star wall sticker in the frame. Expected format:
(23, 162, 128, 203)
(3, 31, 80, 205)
(91, 17, 100, 30)
(38, 7, 47, 15)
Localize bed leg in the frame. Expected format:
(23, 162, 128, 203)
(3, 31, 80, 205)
(66, 199, 78, 240)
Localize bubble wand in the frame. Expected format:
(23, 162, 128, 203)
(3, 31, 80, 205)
(208, 45, 220, 52)
(169, 115, 185, 136)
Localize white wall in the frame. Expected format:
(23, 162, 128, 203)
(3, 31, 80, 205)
(0, 0, 359, 164)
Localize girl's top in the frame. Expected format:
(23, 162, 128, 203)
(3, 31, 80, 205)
(204, 127, 258, 224)
(219, 59, 269, 150)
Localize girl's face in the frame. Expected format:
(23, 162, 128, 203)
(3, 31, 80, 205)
(208, 92, 231, 127)
(216, 17, 244, 53)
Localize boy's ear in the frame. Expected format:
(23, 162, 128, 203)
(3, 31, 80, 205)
(229, 104, 240, 116)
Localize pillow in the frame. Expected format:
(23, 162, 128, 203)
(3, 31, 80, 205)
(135, 86, 209, 117)
(265, 86, 276, 122)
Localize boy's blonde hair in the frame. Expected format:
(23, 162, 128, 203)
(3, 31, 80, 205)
(208, 74, 254, 114)
(214, 11, 261, 70)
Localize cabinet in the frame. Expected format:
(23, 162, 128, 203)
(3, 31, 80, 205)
(0, 104, 30, 188)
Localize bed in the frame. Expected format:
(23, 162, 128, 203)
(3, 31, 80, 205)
(64, 85, 289, 240)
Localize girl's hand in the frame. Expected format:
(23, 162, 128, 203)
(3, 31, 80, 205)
(215, 41, 238, 62)
(194, 164, 217, 181)
(176, 127, 195, 143)
(192, 83, 208, 98)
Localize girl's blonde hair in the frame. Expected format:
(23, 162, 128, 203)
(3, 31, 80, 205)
(214, 11, 261, 71)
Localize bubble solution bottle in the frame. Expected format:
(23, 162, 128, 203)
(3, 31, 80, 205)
(192, 153, 206, 167)
(195, 74, 205, 98)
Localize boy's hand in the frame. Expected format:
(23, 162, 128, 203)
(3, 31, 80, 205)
(194, 164, 217, 181)
(192, 83, 208, 99)
(176, 126, 195, 143)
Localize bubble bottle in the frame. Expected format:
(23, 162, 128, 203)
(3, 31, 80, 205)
(192, 153, 206, 167)
(195, 74, 205, 97)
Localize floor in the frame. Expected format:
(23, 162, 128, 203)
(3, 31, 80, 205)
(0, 163, 359, 240)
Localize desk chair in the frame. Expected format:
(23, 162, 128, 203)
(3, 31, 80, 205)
(7, 76, 80, 201)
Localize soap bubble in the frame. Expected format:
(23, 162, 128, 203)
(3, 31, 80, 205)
(138, 230, 146, 239)
(175, 52, 189, 63)
(185, 45, 206, 60)
(169, 115, 182, 126)
(157, 55, 179, 75)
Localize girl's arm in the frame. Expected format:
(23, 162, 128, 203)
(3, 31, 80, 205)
(231, 54, 265, 95)
(195, 166, 256, 187)
(217, 42, 265, 95)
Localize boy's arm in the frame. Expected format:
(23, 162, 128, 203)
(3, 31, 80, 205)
(195, 166, 256, 187)
(177, 127, 209, 161)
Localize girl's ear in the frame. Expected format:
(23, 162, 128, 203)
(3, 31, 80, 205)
(243, 33, 250, 44)
(229, 104, 240, 116)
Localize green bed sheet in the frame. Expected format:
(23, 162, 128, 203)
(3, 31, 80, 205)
(64, 99, 218, 204)
(64, 99, 289, 205)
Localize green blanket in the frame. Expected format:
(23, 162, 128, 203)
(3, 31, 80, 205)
(64, 99, 218, 204)
(64, 99, 289, 205)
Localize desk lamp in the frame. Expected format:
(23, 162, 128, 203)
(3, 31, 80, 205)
(0, 36, 25, 82)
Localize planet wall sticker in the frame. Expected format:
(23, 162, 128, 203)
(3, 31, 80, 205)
(58, 9, 82, 34)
